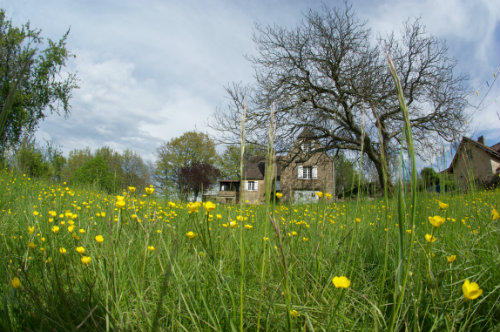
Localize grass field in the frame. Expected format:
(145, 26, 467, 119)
(1, 169, 499, 331)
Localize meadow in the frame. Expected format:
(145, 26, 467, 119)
(0, 169, 499, 332)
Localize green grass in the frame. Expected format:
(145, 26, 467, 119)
(0, 169, 499, 331)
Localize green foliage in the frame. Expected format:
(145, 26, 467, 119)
(71, 156, 115, 193)
(0, 10, 77, 153)
(218, 143, 266, 180)
(156, 131, 218, 196)
(16, 142, 50, 178)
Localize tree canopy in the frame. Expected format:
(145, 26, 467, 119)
(156, 131, 219, 199)
(0, 10, 77, 154)
(211, 3, 468, 191)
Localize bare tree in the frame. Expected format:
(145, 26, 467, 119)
(211, 3, 468, 191)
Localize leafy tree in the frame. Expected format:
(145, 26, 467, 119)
(94, 146, 124, 190)
(0, 10, 77, 155)
(217, 143, 266, 180)
(16, 139, 50, 178)
(62, 148, 92, 181)
(211, 3, 468, 193)
(156, 131, 218, 199)
(121, 148, 151, 190)
(420, 167, 439, 186)
(178, 163, 220, 201)
(71, 156, 114, 193)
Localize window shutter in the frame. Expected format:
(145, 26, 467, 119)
(312, 166, 318, 179)
(298, 166, 303, 179)
(254, 181, 259, 190)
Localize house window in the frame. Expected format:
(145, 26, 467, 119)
(297, 166, 317, 179)
(301, 141, 312, 153)
(246, 181, 258, 191)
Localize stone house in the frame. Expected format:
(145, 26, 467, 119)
(447, 136, 500, 189)
(216, 129, 334, 204)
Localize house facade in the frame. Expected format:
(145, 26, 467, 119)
(216, 129, 334, 204)
(447, 136, 500, 189)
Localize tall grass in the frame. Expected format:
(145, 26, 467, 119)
(0, 169, 499, 331)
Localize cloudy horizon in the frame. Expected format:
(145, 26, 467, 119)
(2, 0, 499, 168)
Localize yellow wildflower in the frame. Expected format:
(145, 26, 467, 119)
(438, 201, 449, 210)
(186, 231, 198, 239)
(81, 256, 91, 265)
(290, 310, 300, 317)
(325, 193, 332, 199)
(276, 192, 283, 199)
(332, 276, 351, 289)
(492, 208, 499, 221)
(203, 201, 216, 212)
(147, 245, 155, 252)
(95, 235, 104, 244)
(28, 242, 36, 249)
(28, 226, 34, 234)
(145, 186, 155, 195)
(76, 246, 85, 254)
(128, 186, 136, 193)
(462, 279, 482, 300)
(230, 221, 238, 228)
(51, 225, 60, 234)
(315, 191, 323, 198)
(447, 255, 456, 263)
(10, 277, 21, 289)
(429, 215, 445, 228)
(425, 234, 437, 243)
(59, 247, 67, 254)
(244, 224, 253, 230)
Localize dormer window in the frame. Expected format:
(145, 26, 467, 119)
(301, 141, 313, 153)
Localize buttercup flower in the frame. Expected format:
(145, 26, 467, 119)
(145, 186, 154, 195)
(290, 310, 300, 317)
(128, 186, 136, 193)
(51, 225, 60, 234)
(59, 247, 67, 254)
(186, 231, 198, 239)
(492, 208, 499, 221)
(203, 201, 216, 212)
(425, 234, 437, 243)
(76, 246, 85, 254)
(116, 196, 126, 209)
(429, 215, 445, 228)
(276, 192, 283, 199)
(147, 246, 155, 252)
(10, 277, 21, 289)
(81, 256, 91, 265)
(95, 235, 104, 243)
(438, 201, 449, 210)
(325, 193, 332, 199)
(244, 224, 253, 229)
(446, 255, 456, 263)
(462, 279, 482, 300)
(28, 226, 34, 234)
(316, 191, 323, 198)
(332, 276, 351, 289)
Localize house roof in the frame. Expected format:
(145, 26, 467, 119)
(242, 155, 283, 180)
(448, 136, 500, 172)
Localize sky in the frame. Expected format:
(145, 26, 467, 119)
(2, 0, 499, 168)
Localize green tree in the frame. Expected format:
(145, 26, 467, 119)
(94, 146, 124, 190)
(156, 131, 218, 200)
(121, 148, 151, 190)
(217, 143, 266, 180)
(62, 148, 92, 181)
(71, 156, 114, 193)
(16, 139, 50, 178)
(0, 10, 77, 155)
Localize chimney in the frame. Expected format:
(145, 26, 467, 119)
(478, 136, 485, 145)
